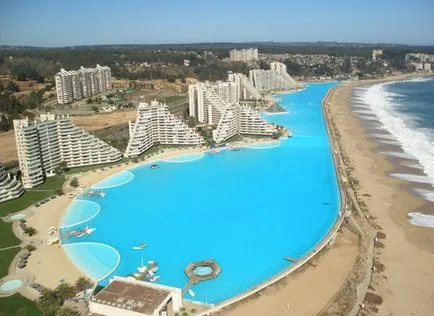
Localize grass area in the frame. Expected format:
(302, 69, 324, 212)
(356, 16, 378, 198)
(159, 94, 187, 104)
(0, 221, 20, 248)
(65, 158, 129, 175)
(0, 247, 20, 278)
(0, 295, 41, 316)
(0, 175, 65, 217)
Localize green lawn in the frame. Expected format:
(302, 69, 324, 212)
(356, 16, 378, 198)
(65, 158, 129, 175)
(0, 221, 20, 248)
(0, 175, 65, 217)
(160, 94, 187, 104)
(0, 295, 41, 316)
(0, 247, 20, 278)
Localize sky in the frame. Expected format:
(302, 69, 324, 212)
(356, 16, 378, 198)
(0, 0, 433, 47)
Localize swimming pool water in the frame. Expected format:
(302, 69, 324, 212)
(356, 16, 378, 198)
(0, 280, 23, 291)
(61, 82, 341, 304)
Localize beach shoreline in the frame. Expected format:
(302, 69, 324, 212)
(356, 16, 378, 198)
(323, 76, 434, 315)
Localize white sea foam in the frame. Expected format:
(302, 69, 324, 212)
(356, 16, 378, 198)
(359, 115, 379, 121)
(390, 173, 432, 184)
(364, 83, 434, 188)
(377, 139, 401, 146)
(381, 151, 416, 160)
(413, 188, 434, 202)
(408, 212, 434, 228)
(354, 109, 374, 115)
(370, 133, 397, 141)
(402, 161, 424, 169)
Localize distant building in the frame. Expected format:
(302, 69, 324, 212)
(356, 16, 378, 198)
(423, 63, 432, 72)
(229, 48, 258, 62)
(227, 73, 262, 101)
(124, 101, 204, 157)
(183, 59, 190, 67)
(89, 276, 182, 316)
(0, 162, 24, 203)
(372, 49, 383, 62)
(13, 114, 122, 188)
(55, 64, 112, 105)
(188, 81, 238, 124)
(249, 62, 296, 93)
(212, 104, 278, 143)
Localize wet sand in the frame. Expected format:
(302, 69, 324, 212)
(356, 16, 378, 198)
(327, 80, 434, 315)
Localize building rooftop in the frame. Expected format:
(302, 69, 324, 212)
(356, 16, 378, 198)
(92, 280, 171, 314)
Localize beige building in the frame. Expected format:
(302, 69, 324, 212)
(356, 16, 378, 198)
(55, 64, 112, 104)
(124, 101, 204, 157)
(13, 114, 122, 188)
(227, 72, 262, 101)
(188, 82, 237, 124)
(229, 48, 259, 62)
(0, 162, 24, 203)
(89, 276, 182, 316)
(249, 62, 296, 93)
(372, 49, 383, 61)
(212, 104, 277, 143)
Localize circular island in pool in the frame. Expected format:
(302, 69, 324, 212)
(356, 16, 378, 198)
(60, 82, 342, 305)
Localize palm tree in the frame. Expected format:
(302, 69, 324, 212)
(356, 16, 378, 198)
(74, 277, 93, 292)
(37, 288, 62, 316)
(57, 307, 80, 316)
(55, 283, 76, 302)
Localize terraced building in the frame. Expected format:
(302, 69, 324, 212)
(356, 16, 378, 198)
(13, 114, 122, 188)
(124, 101, 204, 157)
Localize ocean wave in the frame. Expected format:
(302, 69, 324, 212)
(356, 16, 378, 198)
(364, 84, 434, 188)
(390, 173, 432, 184)
(359, 115, 379, 121)
(370, 133, 397, 141)
(376, 139, 401, 146)
(413, 188, 434, 202)
(408, 212, 434, 228)
(380, 151, 416, 160)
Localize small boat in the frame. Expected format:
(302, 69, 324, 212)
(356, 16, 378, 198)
(149, 275, 160, 282)
(188, 289, 196, 297)
(132, 243, 147, 250)
(150, 164, 159, 169)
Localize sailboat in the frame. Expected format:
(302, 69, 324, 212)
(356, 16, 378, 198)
(188, 289, 196, 297)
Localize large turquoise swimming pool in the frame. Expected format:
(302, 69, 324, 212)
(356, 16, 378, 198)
(61, 82, 341, 304)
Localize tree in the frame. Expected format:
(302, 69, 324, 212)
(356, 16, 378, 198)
(6, 81, 20, 92)
(86, 98, 93, 104)
(24, 226, 37, 236)
(55, 283, 76, 302)
(74, 277, 93, 292)
(70, 178, 79, 188)
(54, 161, 68, 175)
(91, 105, 99, 113)
(57, 307, 80, 316)
(37, 288, 62, 316)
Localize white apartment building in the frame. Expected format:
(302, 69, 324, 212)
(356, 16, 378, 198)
(227, 72, 262, 100)
(249, 62, 296, 93)
(212, 103, 278, 143)
(55, 64, 112, 104)
(0, 163, 24, 203)
(13, 114, 122, 188)
(188, 82, 237, 124)
(372, 49, 383, 61)
(124, 101, 204, 157)
(229, 48, 259, 62)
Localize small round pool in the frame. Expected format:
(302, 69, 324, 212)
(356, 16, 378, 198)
(193, 266, 213, 276)
(0, 279, 24, 292)
(9, 213, 27, 221)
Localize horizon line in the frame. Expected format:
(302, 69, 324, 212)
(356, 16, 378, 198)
(1, 40, 434, 50)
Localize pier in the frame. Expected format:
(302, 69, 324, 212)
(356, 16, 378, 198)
(182, 259, 221, 295)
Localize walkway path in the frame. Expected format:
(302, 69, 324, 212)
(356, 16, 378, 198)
(0, 245, 21, 251)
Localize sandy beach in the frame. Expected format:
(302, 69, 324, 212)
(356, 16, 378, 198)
(325, 79, 434, 315)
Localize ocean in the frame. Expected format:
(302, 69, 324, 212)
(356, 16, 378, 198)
(353, 76, 434, 228)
